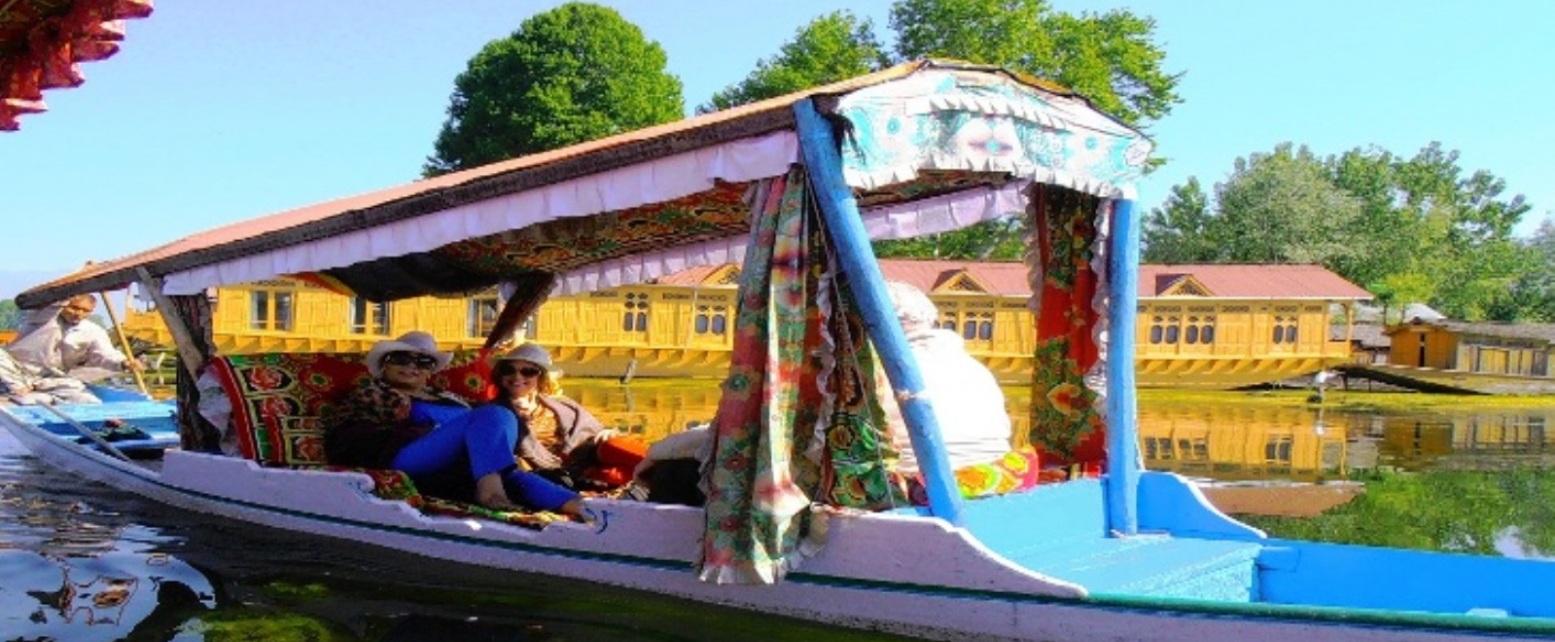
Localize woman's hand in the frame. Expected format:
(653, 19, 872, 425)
(510, 396, 540, 418)
(592, 428, 621, 444)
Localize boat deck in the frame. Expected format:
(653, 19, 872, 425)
(902, 480, 1263, 602)
(2, 400, 180, 454)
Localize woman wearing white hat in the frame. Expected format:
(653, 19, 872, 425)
(324, 331, 584, 517)
(494, 343, 645, 490)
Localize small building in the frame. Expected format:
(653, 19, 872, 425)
(1386, 319, 1554, 378)
(1333, 323, 1391, 365)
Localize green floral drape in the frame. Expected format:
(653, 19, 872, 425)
(698, 169, 829, 584)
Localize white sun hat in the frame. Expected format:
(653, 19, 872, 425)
(365, 331, 452, 377)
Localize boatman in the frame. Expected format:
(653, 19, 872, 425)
(0, 294, 143, 405)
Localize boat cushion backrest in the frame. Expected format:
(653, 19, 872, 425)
(205, 351, 493, 467)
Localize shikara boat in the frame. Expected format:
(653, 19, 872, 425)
(4, 61, 1554, 641)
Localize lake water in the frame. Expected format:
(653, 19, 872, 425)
(3, 380, 1552, 640)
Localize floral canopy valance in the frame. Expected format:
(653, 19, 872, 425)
(0, 0, 153, 131)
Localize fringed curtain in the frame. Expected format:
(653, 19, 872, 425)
(1028, 184, 1111, 475)
(698, 168, 830, 584)
(815, 274, 901, 511)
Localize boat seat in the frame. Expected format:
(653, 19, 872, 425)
(901, 479, 1262, 602)
(200, 351, 571, 529)
(205, 350, 494, 468)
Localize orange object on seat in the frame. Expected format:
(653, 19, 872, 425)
(596, 435, 647, 467)
(582, 436, 648, 487)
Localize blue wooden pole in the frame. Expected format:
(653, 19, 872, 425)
(793, 99, 966, 526)
(1105, 198, 1141, 535)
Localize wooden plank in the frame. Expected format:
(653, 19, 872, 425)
(135, 268, 207, 378)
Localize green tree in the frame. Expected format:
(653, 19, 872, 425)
(890, 0, 1181, 129)
(699, 11, 888, 114)
(704, 0, 1182, 262)
(1391, 143, 1533, 320)
(1211, 143, 1362, 265)
(1142, 177, 1215, 263)
(1505, 218, 1555, 322)
(424, 2, 684, 176)
(0, 299, 19, 330)
(888, 0, 1179, 259)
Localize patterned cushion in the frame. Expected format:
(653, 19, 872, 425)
(340, 466, 564, 530)
(207, 350, 493, 467)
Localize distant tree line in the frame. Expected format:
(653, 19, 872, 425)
(1144, 142, 1554, 322)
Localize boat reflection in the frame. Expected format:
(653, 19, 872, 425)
(0, 461, 218, 641)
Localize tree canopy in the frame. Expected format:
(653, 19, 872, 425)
(701, 0, 1181, 261)
(423, 2, 684, 176)
(699, 11, 888, 114)
(1143, 142, 1543, 322)
(0, 299, 19, 330)
(891, 0, 1179, 129)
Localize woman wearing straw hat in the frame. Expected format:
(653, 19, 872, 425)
(324, 331, 584, 517)
(494, 343, 645, 490)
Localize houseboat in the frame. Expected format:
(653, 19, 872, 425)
(118, 262, 1371, 389)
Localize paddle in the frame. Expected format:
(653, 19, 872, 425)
(38, 403, 132, 462)
(97, 291, 150, 397)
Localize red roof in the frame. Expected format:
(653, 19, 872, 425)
(659, 260, 1373, 300)
(0, 0, 154, 131)
(1139, 264, 1371, 299)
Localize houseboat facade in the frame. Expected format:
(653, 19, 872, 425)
(1363, 318, 1555, 395)
(118, 261, 1371, 389)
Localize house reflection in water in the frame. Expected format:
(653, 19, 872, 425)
(1377, 408, 1555, 470)
(564, 379, 1555, 483)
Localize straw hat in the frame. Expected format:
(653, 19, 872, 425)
(497, 343, 556, 373)
(365, 331, 452, 377)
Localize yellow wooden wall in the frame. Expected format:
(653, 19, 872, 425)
(123, 279, 492, 352)
(123, 278, 1354, 374)
(1136, 300, 1346, 359)
(1388, 327, 1458, 369)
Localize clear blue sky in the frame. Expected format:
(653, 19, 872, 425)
(2, 0, 1551, 298)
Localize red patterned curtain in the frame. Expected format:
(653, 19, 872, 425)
(1028, 184, 1110, 476)
(1, 0, 154, 130)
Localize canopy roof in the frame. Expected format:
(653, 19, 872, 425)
(0, 0, 153, 131)
(17, 59, 1151, 308)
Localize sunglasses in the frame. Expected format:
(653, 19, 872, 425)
(496, 363, 544, 379)
(382, 352, 439, 370)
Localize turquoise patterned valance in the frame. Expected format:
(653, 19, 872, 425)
(835, 68, 1152, 199)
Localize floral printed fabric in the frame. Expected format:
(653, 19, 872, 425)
(699, 170, 829, 585)
(331, 466, 564, 531)
(208, 350, 492, 467)
(1029, 185, 1110, 476)
(817, 285, 904, 511)
(833, 68, 1151, 198)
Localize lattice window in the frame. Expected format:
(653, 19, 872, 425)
(1272, 315, 1299, 344)
(694, 304, 729, 335)
(622, 292, 650, 334)
(467, 296, 499, 338)
(349, 297, 391, 335)
(248, 287, 295, 331)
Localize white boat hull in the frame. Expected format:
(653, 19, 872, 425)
(5, 405, 1552, 642)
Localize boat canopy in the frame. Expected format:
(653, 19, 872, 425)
(16, 60, 1149, 307)
(17, 59, 1153, 584)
